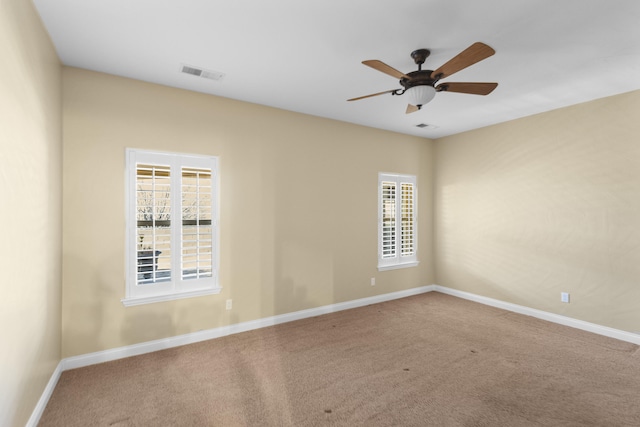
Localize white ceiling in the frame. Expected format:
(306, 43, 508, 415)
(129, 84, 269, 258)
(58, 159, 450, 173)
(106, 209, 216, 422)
(33, 0, 640, 138)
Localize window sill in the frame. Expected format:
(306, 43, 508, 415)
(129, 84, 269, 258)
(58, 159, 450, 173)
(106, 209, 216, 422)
(377, 261, 420, 272)
(121, 287, 222, 307)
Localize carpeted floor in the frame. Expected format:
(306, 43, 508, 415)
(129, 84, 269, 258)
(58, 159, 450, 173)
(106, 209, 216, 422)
(39, 292, 640, 426)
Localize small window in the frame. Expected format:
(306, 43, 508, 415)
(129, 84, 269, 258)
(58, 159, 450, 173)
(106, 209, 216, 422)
(122, 149, 220, 306)
(378, 173, 418, 271)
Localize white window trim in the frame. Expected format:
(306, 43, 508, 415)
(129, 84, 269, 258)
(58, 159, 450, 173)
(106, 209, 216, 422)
(378, 172, 419, 271)
(122, 148, 221, 306)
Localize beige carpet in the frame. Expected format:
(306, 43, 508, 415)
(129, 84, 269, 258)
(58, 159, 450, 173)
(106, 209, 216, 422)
(39, 292, 640, 426)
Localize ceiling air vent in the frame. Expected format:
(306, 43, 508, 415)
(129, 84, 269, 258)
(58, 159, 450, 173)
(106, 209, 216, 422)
(181, 65, 202, 77)
(180, 64, 225, 81)
(415, 123, 438, 130)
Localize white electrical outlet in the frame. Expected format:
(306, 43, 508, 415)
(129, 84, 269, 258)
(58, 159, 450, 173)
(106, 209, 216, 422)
(226, 299, 232, 310)
(561, 292, 570, 303)
(371, 278, 376, 286)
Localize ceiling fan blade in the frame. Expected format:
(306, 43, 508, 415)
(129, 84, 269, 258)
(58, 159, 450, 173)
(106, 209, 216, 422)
(430, 42, 495, 80)
(406, 104, 420, 114)
(362, 60, 409, 79)
(436, 82, 498, 95)
(347, 89, 396, 102)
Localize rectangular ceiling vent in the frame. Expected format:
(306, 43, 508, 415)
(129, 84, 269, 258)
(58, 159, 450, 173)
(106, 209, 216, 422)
(180, 64, 225, 81)
(181, 65, 202, 77)
(415, 123, 438, 130)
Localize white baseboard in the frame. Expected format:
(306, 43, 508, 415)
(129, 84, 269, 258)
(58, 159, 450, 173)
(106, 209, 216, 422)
(64, 285, 435, 371)
(25, 361, 63, 427)
(31, 283, 640, 425)
(433, 285, 640, 345)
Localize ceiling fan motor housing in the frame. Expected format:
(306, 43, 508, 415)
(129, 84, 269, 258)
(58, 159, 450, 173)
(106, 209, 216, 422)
(400, 70, 439, 90)
(401, 49, 440, 91)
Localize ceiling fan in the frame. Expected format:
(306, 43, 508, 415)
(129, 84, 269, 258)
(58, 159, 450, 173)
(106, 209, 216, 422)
(348, 42, 498, 114)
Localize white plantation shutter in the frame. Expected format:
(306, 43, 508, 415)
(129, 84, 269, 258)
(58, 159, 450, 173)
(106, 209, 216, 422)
(381, 181, 397, 259)
(378, 173, 418, 270)
(136, 164, 172, 285)
(181, 167, 213, 280)
(401, 182, 415, 256)
(124, 149, 220, 306)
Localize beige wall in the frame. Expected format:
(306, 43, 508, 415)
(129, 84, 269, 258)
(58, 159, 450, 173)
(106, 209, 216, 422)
(0, 0, 62, 425)
(62, 68, 434, 358)
(435, 90, 640, 333)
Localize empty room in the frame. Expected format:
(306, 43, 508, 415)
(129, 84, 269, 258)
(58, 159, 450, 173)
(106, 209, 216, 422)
(2, 0, 640, 425)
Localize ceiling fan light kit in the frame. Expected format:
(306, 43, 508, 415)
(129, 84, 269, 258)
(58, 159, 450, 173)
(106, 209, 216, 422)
(348, 42, 498, 114)
(406, 85, 436, 108)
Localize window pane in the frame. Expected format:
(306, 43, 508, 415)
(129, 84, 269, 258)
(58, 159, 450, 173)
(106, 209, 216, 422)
(136, 164, 171, 284)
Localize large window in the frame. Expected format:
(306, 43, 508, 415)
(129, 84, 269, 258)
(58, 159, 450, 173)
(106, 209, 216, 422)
(378, 173, 418, 270)
(123, 149, 220, 306)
